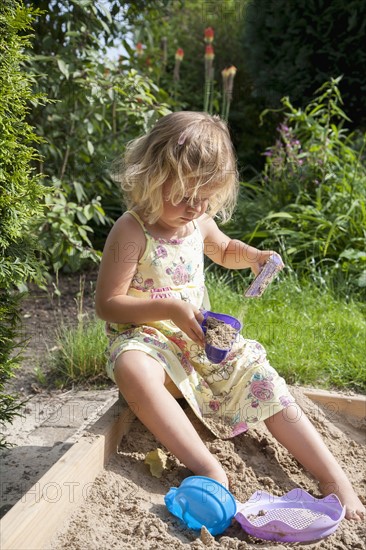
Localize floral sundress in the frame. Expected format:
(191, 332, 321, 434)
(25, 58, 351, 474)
(105, 210, 294, 439)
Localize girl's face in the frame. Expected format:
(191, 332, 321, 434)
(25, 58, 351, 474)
(159, 182, 213, 229)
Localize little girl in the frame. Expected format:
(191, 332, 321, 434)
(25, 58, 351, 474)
(95, 111, 364, 521)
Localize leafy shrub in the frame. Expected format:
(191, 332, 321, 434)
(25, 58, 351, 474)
(0, 1, 46, 446)
(36, 184, 105, 272)
(231, 79, 366, 297)
(25, 1, 171, 272)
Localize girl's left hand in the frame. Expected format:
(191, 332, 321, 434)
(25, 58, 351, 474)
(251, 251, 284, 276)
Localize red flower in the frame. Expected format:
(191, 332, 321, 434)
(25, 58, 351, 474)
(175, 48, 184, 61)
(174, 48, 184, 81)
(136, 42, 143, 56)
(204, 27, 214, 43)
(204, 44, 215, 60)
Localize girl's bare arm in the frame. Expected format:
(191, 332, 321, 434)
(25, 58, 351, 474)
(95, 214, 204, 344)
(198, 215, 281, 275)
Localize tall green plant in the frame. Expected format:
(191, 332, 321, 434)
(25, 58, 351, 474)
(25, 0, 171, 272)
(231, 79, 366, 297)
(128, 1, 244, 114)
(0, 1, 46, 446)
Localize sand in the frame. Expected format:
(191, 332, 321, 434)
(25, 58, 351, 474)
(50, 387, 365, 550)
(205, 316, 238, 348)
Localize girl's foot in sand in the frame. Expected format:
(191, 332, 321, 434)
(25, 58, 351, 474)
(264, 406, 365, 522)
(319, 480, 365, 521)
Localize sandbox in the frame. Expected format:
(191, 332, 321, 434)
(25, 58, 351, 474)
(1, 388, 365, 550)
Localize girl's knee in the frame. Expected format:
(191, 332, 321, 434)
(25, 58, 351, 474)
(114, 351, 165, 387)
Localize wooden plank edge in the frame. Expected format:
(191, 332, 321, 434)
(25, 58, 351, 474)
(0, 400, 135, 550)
(304, 389, 366, 419)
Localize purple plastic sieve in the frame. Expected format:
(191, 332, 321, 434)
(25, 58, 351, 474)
(235, 488, 345, 543)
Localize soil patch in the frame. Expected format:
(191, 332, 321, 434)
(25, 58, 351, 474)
(6, 268, 100, 397)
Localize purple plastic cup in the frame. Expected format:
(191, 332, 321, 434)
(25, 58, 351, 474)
(201, 310, 242, 364)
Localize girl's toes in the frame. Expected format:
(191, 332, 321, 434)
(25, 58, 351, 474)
(345, 508, 365, 521)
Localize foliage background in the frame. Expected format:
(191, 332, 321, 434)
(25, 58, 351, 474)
(22, 0, 366, 285)
(242, 0, 366, 130)
(24, 0, 172, 271)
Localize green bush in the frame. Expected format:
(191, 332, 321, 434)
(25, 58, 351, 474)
(0, 1, 46, 446)
(24, 0, 171, 271)
(230, 79, 366, 298)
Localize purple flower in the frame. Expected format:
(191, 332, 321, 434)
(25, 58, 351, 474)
(278, 123, 289, 134)
(250, 379, 274, 401)
(156, 245, 167, 258)
(172, 264, 190, 285)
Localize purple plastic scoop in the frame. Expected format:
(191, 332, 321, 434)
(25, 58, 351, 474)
(244, 254, 283, 297)
(235, 488, 345, 543)
(200, 310, 242, 364)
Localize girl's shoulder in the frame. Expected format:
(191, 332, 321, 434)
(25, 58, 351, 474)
(112, 211, 145, 235)
(197, 214, 219, 238)
(107, 211, 147, 260)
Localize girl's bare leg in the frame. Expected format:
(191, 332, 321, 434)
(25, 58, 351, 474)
(265, 403, 365, 521)
(114, 350, 228, 487)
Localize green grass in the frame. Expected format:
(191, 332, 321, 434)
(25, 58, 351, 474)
(50, 316, 109, 388)
(49, 273, 366, 392)
(206, 272, 366, 393)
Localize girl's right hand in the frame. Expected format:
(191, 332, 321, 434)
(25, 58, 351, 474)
(169, 300, 205, 347)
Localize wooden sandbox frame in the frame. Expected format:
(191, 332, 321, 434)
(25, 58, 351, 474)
(1, 390, 365, 550)
(0, 400, 136, 550)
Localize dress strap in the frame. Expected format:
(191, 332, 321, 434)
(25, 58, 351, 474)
(127, 210, 147, 233)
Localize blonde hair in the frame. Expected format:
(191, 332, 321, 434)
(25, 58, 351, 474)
(112, 111, 239, 224)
